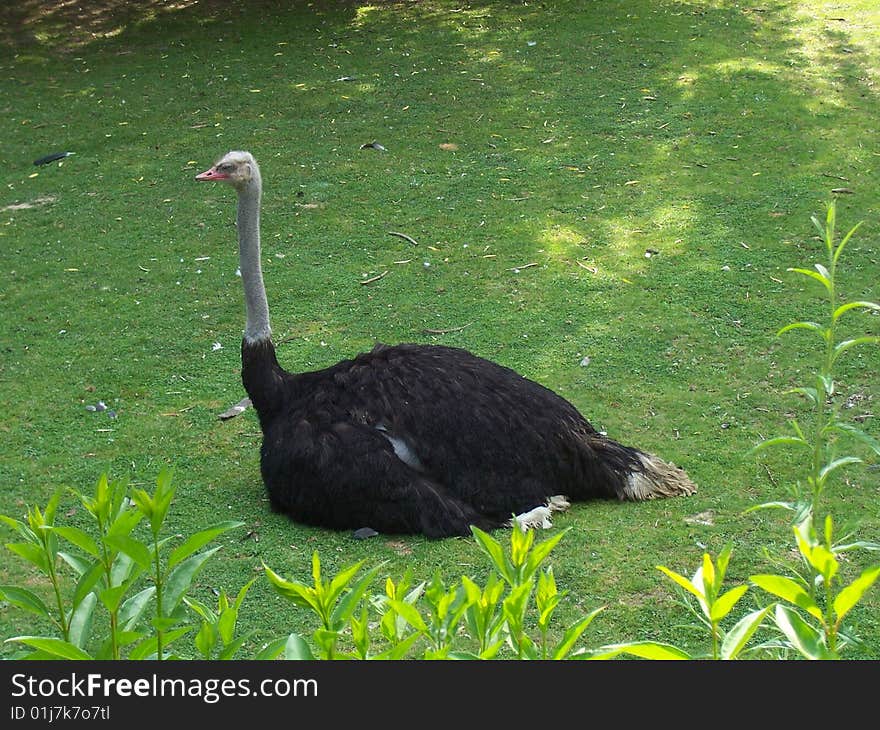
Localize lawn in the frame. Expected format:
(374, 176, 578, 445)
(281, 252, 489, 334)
(0, 0, 878, 659)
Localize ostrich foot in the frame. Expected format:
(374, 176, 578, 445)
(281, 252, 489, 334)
(545, 495, 571, 513)
(508, 496, 570, 532)
(510, 505, 554, 531)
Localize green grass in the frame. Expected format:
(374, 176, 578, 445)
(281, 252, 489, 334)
(1, 0, 878, 658)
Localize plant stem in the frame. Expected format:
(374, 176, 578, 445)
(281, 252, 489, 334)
(97, 514, 119, 660)
(153, 537, 165, 661)
(43, 540, 69, 641)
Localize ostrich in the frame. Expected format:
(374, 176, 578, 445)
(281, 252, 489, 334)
(195, 151, 696, 538)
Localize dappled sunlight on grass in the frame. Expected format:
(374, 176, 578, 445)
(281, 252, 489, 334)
(1, 0, 202, 51)
(538, 224, 587, 257)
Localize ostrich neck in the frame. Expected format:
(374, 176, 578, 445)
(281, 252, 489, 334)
(236, 181, 271, 343)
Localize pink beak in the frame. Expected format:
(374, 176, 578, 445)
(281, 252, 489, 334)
(195, 165, 229, 181)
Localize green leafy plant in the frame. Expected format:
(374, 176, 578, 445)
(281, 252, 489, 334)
(264, 523, 604, 660)
(744, 202, 880, 657)
(593, 204, 880, 660)
(0, 470, 243, 659)
(753, 202, 880, 519)
(184, 579, 257, 660)
(750, 513, 880, 658)
(263, 552, 384, 659)
(590, 546, 770, 660)
(469, 525, 603, 659)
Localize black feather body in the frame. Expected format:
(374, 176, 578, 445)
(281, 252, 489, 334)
(243, 339, 655, 538)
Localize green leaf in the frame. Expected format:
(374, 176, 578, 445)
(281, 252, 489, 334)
(325, 561, 366, 608)
(826, 422, 880, 457)
(832, 219, 863, 266)
(701, 554, 716, 598)
(330, 565, 383, 631)
(386, 598, 427, 633)
(217, 606, 238, 645)
(128, 489, 153, 520)
(477, 640, 505, 660)
(98, 584, 129, 614)
(128, 626, 192, 660)
(161, 546, 222, 614)
(537, 594, 561, 631)
(48, 526, 100, 558)
(715, 544, 734, 584)
(218, 633, 253, 660)
(183, 595, 215, 623)
(254, 637, 291, 660)
(833, 564, 880, 623)
(119, 587, 156, 631)
(109, 551, 141, 589)
(772, 605, 834, 660)
(709, 584, 749, 623)
(0, 514, 35, 542)
(233, 579, 256, 612)
(284, 633, 316, 660)
(6, 636, 93, 660)
(786, 267, 831, 293)
(524, 529, 569, 579)
(749, 436, 810, 454)
(470, 526, 513, 584)
(819, 456, 862, 481)
(72, 560, 104, 609)
(817, 373, 835, 397)
(776, 321, 825, 337)
(114, 631, 145, 649)
(833, 300, 880, 322)
(804, 544, 838, 583)
(312, 628, 339, 658)
(194, 622, 217, 659)
(134, 468, 176, 538)
(105, 506, 144, 540)
(591, 642, 691, 660)
(5, 542, 49, 573)
(551, 607, 604, 659)
(750, 574, 822, 621)
(103, 534, 153, 571)
(372, 632, 421, 660)
(349, 605, 371, 659)
(721, 605, 774, 660)
(0, 585, 51, 619)
(167, 521, 244, 570)
(783, 386, 818, 405)
(311, 551, 322, 588)
(832, 337, 880, 366)
(743, 500, 801, 515)
(263, 564, 322, 614)
(42, 489, 63, 527)
(502, 580, 534, 624)
(68, 592, 97, 649)
(824, 203, 836, 247)
(656, 565, 704, 601)
(57, 551, 92, 577)
(509, 524, 534, 571)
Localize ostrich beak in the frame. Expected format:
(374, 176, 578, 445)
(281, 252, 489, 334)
(195, 165, 228, 181)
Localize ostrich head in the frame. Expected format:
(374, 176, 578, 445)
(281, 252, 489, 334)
(195, 150, 260, 192)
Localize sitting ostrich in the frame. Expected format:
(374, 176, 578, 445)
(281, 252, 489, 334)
(195, 151, 696, 538)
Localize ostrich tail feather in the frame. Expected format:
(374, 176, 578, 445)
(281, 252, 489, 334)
(623, 453, 698, 500)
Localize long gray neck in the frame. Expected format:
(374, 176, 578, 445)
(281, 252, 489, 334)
(236, 176, 271, 343)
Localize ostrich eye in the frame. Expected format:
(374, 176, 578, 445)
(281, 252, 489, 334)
(217, 163, 233, 173)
